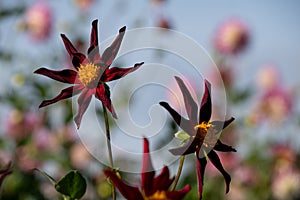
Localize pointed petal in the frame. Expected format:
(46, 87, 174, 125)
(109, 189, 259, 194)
(169, 138, 197, 156)
(61, 34, 87, 69)
(159, 102, 194, 135)
(211, 117, 235, 132)
(104, 170, 144, 200)
(152, 166, 173, 191)
(214, 140, 236, 152)
(101, 62, 144, 82)
(88, 19, 100, 61)
(39, 85, 83, 108)
(208, 150, 231, 193)
(102, 26, 126, 67)
(74, 89, 93, 129)
(141, 138, 155, 196)
(196, 155, 207, 200)
(61, 34, 78, 56)
(166, 185, 191, 200)
(175, 76, 198, 123)
(34, 68, 78, 84)
(199, 79, 212, 123)
(95, 84, 117, 118)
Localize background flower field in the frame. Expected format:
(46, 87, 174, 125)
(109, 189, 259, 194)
(0, 1, 300, 199)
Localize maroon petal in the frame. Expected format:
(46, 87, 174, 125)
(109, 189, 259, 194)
(39, 85, 83, 108)
(61, 34, 78, 56)
(102, 26, 126, 67)
(141, 138, 155, 196)
(175, 76, 198, 123)
(72, 52, 87, 69)
(199, 79, 212, 123)
(152, 166, 173, 191)
(214, 140, 236, 152)
(208, 150, 231, 193)
(88, 19, 100, 61)
(196, 155, 207, 200)
(61, 34, 87, 69)
(104, 170, 144, 200)
(211, 117, 235, 132)
(166, 185, 191, 200)
(159, 102, 194, 135)
(74, 89, 93, 129)
(34, 68, 78, 84)
(0, 162, 12, 187)
(101, 62, 144, 82)
(169, 138, 198, 156)
(95, 84, 117, 118)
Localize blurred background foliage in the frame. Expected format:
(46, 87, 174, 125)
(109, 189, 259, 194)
(1, 0, 300, 199)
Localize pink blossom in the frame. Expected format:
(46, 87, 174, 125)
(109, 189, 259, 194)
(5, 109, 43, 142)
(257, 64, 280, 90)
(214, 19, 249, 55)
(25, 2, 52, 41)
(74, 0, 94, 11)
(271, 167, 300, 200)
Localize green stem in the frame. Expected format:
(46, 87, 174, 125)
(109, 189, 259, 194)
(171, 155, 185, 190)
(102, 104, 116, 200)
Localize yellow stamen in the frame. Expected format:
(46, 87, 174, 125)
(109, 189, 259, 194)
(145, 191, 170, 200)
(194, 122, 213, 132)
(78, 63, 101, 87)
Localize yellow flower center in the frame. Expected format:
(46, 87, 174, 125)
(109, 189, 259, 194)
(145, 191, 170, 200)
(194, 121, 212, 134)
(194, 122, 217, 148)
(78, 63, 101, 87)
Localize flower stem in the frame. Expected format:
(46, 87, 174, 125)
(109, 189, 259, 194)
(171, 155, 185, 190)
(102, 104, 116, 200)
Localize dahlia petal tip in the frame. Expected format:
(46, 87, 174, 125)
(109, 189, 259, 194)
(33, 68, 43, 74)
(92, 19, 98, 24)
(119, 26, 126, 33)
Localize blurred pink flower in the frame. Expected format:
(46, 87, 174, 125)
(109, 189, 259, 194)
(271, 167, 300, 200)
(55, 125, 77, 144)
(157, 16, 172, 29)
(32, 128, 60, 153)
(257, 64, 280, 91)
(261, 88, 292, 123)
(214, 19, 249, 55)
(271, 144, 296, 167)
(70, 142, 92, 169)
(74, 0, 94, 11)
(16, 146, 40, 172)
(25, 2, 52, 41)
(248, 87, 293, 125)
(233, 165, 257, 186)
(5, 109, 43, 142)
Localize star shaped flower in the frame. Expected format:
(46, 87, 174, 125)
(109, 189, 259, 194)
(104, 138, 191, 200)
(159, 76, 236, 199)
(34, 19, 144, 128)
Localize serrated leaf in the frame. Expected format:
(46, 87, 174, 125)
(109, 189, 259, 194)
(55, 170, 87, 200)
(175, 130, 190, 141)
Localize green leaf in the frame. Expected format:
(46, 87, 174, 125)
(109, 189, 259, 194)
(175, 130, 190, 141)
(55, 170, 86, 200)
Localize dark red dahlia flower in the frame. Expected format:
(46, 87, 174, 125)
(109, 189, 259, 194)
(159, 76, 236, 199)
(34, 19, 143, 128)
(104, 138, 191, 200)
